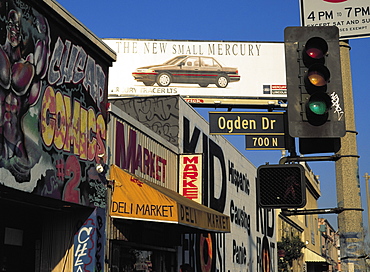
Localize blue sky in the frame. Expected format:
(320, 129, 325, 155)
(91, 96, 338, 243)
(57, 0, 370, 230)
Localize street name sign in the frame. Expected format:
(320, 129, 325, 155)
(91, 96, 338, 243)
(209, 112, 285, 135)
(245, 135, 286, 150)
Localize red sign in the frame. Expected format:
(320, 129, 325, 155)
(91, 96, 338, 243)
(179, 154, 202, 203)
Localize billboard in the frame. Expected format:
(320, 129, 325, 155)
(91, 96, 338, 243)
(104, 39, 287, 103)
(0, 0, 115, 208)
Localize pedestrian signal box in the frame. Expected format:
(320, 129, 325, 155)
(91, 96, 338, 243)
(257, 164, 306, 209)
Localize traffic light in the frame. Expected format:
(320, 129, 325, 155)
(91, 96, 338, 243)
(257, 164, 306, 208)
(284, 26, 345, 138)
(299, 137, 340, 154)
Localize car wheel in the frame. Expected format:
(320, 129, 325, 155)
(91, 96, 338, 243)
(216, 75, 229, 88)
(143, 82, 155, 86)
(199, 84, 209, 87)
(156, 72, 171, 87)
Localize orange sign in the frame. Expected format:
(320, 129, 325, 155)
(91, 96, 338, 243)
(109, 165, 230, 232)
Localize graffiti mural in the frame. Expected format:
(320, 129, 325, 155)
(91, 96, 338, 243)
(110, 96, 180, 146)
(256, 207, 275, 272)
(0, 0, 110, 208)
(0, 4, 49, 183)
(340, 232, 366, 272)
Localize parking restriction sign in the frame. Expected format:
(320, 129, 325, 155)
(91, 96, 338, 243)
(300, 0, 370, 39)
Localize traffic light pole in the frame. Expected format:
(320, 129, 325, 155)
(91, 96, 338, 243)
(336, 40, 366, 272)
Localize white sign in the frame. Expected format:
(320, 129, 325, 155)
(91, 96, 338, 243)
(300, 0, 370, 39)
(103, 39, 286, 101)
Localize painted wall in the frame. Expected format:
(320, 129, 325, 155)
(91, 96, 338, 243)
(107, 107, 179, 190)
(0, 0, 113, 208)
(110, 96, 277, 272)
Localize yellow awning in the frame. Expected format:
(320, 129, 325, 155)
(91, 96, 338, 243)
(109, 165, 230, 233)
(303, 248, 327, 263)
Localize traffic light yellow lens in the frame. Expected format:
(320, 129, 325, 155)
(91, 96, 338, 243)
(308, 101, 327, 115)
(308, 71, 327, 86)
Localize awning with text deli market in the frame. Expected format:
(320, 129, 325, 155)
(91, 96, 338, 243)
(109, 165, 230, 233)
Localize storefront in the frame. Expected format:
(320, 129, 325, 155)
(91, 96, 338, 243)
(304, 248, 329, 272)
(108, 166, 230, 272)
(107, 97, 277, 271)
(106, 105, 231, 272)
(107, 170, 231, 271)
(0, 186, 97, 271)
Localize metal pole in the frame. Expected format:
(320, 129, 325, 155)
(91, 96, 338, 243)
(364, 173, 370, 234)
(336, 40, 366, 272)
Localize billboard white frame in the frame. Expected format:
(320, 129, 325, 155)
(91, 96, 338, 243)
(104, 39, 286, 104)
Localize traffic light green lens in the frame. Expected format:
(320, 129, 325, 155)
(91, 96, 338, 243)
(308, 101, 327, 115)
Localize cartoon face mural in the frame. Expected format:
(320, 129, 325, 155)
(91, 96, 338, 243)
(0, 7, 50, 183)
(0, 0, 111, 208)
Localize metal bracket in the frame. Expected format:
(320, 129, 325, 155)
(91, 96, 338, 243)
(281, 207, 363, 216)
(279, 154, 360, 164)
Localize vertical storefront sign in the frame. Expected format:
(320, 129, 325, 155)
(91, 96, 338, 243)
(179, 154, 202, 204)
(74, 208, 106, 272)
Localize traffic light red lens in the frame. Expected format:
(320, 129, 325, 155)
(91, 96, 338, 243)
(308, 71, 327, 86)
(306, 48, 324, 59)
(303, 37, 328, 66)
(305, 37, 328, 58)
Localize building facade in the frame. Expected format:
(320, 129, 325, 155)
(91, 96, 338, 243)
(1, 1, 343, 271)
(107, 96, 277, 272)
(0, 0, 278, 270)
(0, 0, 116, 271)
(319, 218, 341, 271)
